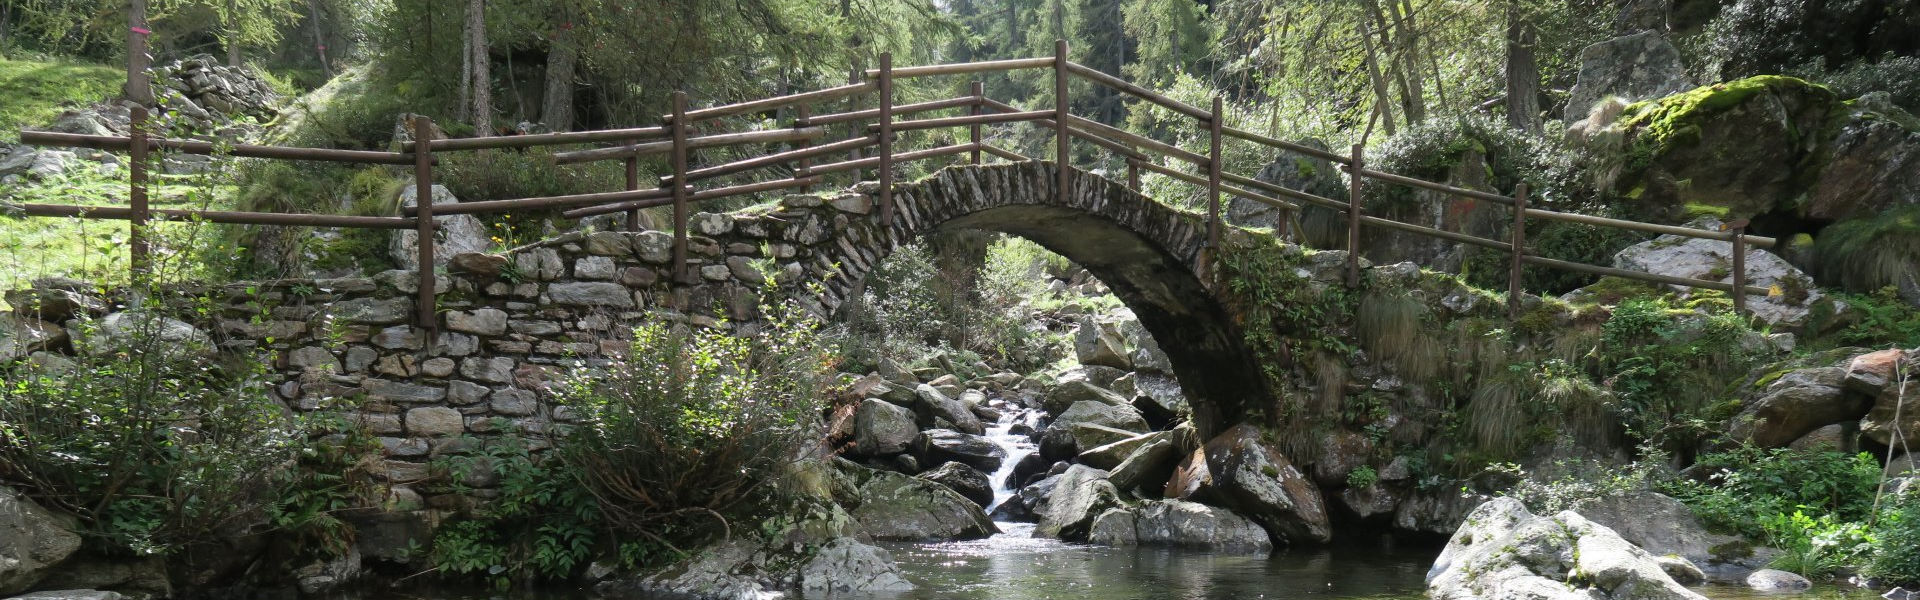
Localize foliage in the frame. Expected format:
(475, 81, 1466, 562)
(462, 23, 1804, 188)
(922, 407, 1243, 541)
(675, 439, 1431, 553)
(0, 58, 124, 143)
(1597, 298, 1755, 447)
(1760, 509, 1874, 579)
(1489, 457, 1665, 514)
(552, 300, 834, 544)
(836, 238, 1065, 375)
(268, 414, 385, 560)
(436, 149, 622, 203)
(1659, 447, 1883, 539)
(1825, 288, 1920, 350)
(1812, 205, 1920, 296)
(1797, 54, 1920, 115)
(0, 298, 300, 556)
(1868, 492, 1920, 587)
(1345, 465, 1378, 489)
(431, 432, 603, 587)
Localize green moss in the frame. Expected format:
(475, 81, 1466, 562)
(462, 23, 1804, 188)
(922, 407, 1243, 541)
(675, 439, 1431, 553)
(1616, 76, 1839, 170)
(0, 58, 125, 143)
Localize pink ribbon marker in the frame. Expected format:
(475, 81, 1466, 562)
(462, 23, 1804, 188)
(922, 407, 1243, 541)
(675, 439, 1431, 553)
(131, 26, 151, 35)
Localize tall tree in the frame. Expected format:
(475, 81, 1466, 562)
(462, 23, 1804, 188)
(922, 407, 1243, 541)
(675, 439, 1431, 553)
(1504, 0, 1541, 134)
(540, 14, 576, 131)
(126, 0, 152, 105)
(466, 0, 491, 136)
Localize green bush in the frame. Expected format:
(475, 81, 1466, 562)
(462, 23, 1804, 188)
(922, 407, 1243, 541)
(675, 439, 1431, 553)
(435, 149, 622, 203)
(1813, 205, 1920, 296)
(430, 432, 603, 588)
(1598, 298, 1757, 447)
(1868, 493, 1920, 587)
(1761, 509, 1874, 579)
(552, 301, 835, 541)
(0, 302, 302, 555)
(1661, 447, 1883, 539)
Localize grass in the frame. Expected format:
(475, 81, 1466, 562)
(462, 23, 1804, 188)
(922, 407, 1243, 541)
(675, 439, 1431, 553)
(0, 165, 237, 298)
(0, 58, 125, 143)
(1813, 205, 1920, 294)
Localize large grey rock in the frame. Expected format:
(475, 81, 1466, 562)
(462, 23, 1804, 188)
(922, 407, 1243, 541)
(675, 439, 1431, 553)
(912, 429, 1006, 473)
(1808, 100, 1920, 229)
(1173, 424, 1331, 545)
(1728, 366, 1870, 448)
(1035, 465, 1121, 541)
(74, 311, 212, 358)
(1073, 315, 1131, 370)
(1086, 499, 1272, 554)
(1578, 491, 1742, 569)
(1745, 569, 1812, 591)
(1613, 219, 1837, 328)
(1864, 379, 1920, 448)
(390, 184, 491, 270)
(1077, 432, 1163, 470)
(912, 384, 983, 435)
(1052, 400, 1148, 433)
(1042, 379, 1130, 416)
(916, 461, 994, 508)
(1564, 31, 1695, 121)
(1427, 498, 1708, 600)
(795, 538, 914, 594)
(8, 591, 125, 600)
(548, 282, 635, 308)
(1, 487, 82, 595)
(1107, 435, 1182, 493)
(0, 319, 67, 361)
(1229, 140, 1344, 230)
(853, 399, 918, 456)
(843, 463, 996, 541)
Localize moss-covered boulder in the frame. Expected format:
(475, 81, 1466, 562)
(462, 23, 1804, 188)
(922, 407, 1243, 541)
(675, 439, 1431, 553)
(1610, 76, 1841, 221)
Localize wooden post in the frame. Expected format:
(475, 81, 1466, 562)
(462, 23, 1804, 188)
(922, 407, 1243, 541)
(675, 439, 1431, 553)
(1207, 96, 1223, 250)
(848, 67, 864, 182)
(624, 144, 640, 231)
(670, 91, 690, 283)
(1127, 162, 1140, 191)
(1510, 182, 1529, 319)
(969, 81, 984, 166)
(796, 104, 814, 193)
(126, 0, 153, 105)
(1347, 143, 1363, 286)
(412, 115, 437, 334)
(1054, 39, 1070, 204)
(877, 52, 894, 227)
(1729, 218, 1749, 316)
(129, 106, 150, 278)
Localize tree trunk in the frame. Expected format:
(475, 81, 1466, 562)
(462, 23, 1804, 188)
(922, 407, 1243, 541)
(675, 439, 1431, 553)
(1386, 0, 1427, 125)
(1504, 0, 1541, 135)
(225, 0, 240, 66)
(1356, 18, 1397, 137)
(126, 0, 153, 105)
(468, 0, 491, 136)
(306, 0, 332, 78)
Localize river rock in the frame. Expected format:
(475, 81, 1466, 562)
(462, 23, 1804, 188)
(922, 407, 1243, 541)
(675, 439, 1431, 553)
(1035, 465, 1121, 541)
(0, 318, 67, 361)
(1, 487, 82, 595)
(1393, 489, 1491, 535)
(1077, 432, 1164, 470)
(1107, 435, 1182, 493)
(390, 184, 492, 270)
(1427, 497, 1708, 600)
(854, 399, 918, 456)
(917, 461, 994, 508)
(1728, 366, 1871, 447)
(4, 287, 106, 323)
(1087, 499, 1272, 554)
(1863, 379, 1920, 448)
(1807, 100, 1920, 224)
(1122, 373, 1189, 429)
(1613, 219, 1836, 328)
(913, 429, 1006, 473)
(840, 460, 996, 541)
(1564, 31, 1694, 121)
(1171, 424, 1331, 545)
(912, 384, 983, 435)
(1745, 569, 1812, 591)
(1052, 400, 1148, 433)
(1578, 491, 1741, 570)
(1074, 315, 1131, 370)
(1042, 379, 1130, 416)
(796, 538, 915, 594)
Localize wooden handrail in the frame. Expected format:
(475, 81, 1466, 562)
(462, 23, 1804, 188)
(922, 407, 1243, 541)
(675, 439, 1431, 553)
(22, 130, 422, 165)
(1064, 61, 1212, 122)
(668, 81, 876, 124)
(865, 57, 1055, 80)
(400, 125, 669, 152)
(552, 126, 826, 164)
(672, 135, 880, 185)
(21, 203, 418, 229)
(873, 110, 1052, 132)
(803, 96, 978, 127)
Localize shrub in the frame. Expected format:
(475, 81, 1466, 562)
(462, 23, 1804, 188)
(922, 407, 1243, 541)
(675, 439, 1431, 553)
(430, 432, 603, 588)
(551, 301, 835, 542)
(1660, 447, 1883, 538)
(1868, 493, 1920, 587)
(0, 302, 301, 555)
(1813, 205, 1920, 296)
(1761, 509, 1874, 579)
(1598, 298, 1756, 446)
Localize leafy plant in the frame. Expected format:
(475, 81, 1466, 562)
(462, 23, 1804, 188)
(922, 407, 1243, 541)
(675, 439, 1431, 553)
(430, 431, 600, 588)
(1760, 509, 1874, 579)
(1660, 447, 1883, 539)
(1346, 465, 1379, 489)
(1867, 492, 1920, 587)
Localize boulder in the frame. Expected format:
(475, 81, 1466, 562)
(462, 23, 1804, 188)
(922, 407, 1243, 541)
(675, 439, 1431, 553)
(1, 487, 82, 596)
(1788, 423, 1849, 452)
(1056, 365, 1129, 390)
(4, 288, 106, 322)
(1105, 435, 1180, 494)
(74, 311, 213, 358)
(1172, 424, 1332, 545)
(1576, 491, 1742, 569)
(1230, 139, 1345, 231)
(912, 384, 983, 435)
(1393, 489, 1492, 536)
(1427, 498, 1708, 600)
(853, 399, 918, 456)
(7, 592, 124, 600)
(1613, 219, 1838, 328)
(1863, 379, 1920, 448)
(1076, 432, 1163, 471)
(911, 429, 1006, 474)
(1087, 499, 1272, 554)
(0, 319, 67, 361)
(1052, 400, 1149, 433)
(1042, 379, 1130, 416)
(1034, 465, 1121, 541)
(1564, 31, 1695, 121)
(795, 538, 915, 594)
(1122, 373, 1189, 429)
(1728, 366, 1871, 447)
(1072, 315, 1131, 370)
(1807, 100, 1920, 223)
(1745, 569, 1812, 592)
(841, 461, 996, 541)
(389, 184, 492, 270)
(916, 461, 994, 508)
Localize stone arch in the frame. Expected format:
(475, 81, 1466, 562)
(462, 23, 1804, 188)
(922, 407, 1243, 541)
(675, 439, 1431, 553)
(808, 161, 1270, 435)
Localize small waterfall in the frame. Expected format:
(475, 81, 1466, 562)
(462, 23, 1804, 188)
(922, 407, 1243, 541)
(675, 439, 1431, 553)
(981, 410, 1038, 514)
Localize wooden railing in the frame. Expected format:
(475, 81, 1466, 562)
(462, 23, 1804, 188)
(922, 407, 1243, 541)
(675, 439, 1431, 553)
(10, 40, 1777, 335)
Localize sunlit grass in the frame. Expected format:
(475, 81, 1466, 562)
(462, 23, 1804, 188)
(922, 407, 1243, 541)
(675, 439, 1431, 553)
(0, 58, 125, 143)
